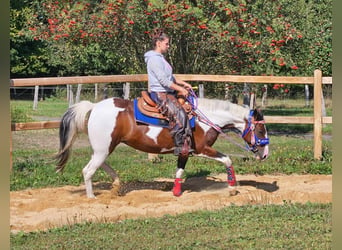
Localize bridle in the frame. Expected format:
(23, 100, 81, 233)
(186, 89, 269, 154)
(241, 110, 270, 153)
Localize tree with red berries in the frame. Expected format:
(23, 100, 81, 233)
(11, 0, 331, 98)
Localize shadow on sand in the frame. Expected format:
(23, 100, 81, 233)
(76, 176, 279, 196)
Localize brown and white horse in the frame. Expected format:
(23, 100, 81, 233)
(56, 97, 269, 198)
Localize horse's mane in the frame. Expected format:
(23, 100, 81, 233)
(196, 98, 250, 129)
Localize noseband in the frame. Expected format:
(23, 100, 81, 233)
(242, 110, 270, 153)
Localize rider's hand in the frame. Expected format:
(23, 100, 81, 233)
(179, 87, 189, 97)
(183, 82, 192, 90)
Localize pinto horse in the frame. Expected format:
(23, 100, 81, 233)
(55, 97, 269, 198)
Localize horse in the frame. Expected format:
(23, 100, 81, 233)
(55, 96, 269, 198)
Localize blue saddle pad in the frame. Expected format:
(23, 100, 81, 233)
(133, 99, 195, 128)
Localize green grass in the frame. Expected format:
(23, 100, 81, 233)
(10, 99, 68, 122)
(11, 202, 331, 249)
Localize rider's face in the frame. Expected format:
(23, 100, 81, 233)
(156, 38, 170, 54)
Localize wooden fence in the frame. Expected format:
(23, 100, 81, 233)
(11, 69, 332, 162)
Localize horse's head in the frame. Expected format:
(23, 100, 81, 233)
(241, 108, 269, 160)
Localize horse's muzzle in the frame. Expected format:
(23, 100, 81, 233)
(255, 145, 269, 161)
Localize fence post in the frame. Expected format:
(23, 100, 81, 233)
(33, 86, 39, 110)
(313, 69, 323, 160)
(75, 84, 82, 103)
(305, 85, 310, 107)
(199, 84, 204, 98)
(123, 82, 130, 99)
(94, 83, 98, 101)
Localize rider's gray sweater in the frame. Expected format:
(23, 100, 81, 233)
(144, 50, 175, 93)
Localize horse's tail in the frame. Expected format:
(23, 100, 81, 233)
(55, 100, 95, 172)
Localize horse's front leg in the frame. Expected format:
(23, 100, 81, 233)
(226, 163, 238, 196)
(172, 155, 189, 196)
(202, 147, 239, 196)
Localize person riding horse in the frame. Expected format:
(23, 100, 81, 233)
(144, 29, 194, 156)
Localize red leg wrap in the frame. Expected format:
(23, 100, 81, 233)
(173, 178, 182, 196)
(226, 165, 236, 186)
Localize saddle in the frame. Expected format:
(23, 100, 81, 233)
(137, 91, 193, 120)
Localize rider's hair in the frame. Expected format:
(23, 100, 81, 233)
(151, 28, 169, 49)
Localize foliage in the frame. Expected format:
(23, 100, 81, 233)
(10, 1, 51, 77)
(11, 0, 332, 86)
(11, 203, 332, 249)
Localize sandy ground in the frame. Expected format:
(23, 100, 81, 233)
(10, 174, 331, 234)
(11, 130, 332, 234)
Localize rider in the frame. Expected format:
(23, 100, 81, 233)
(144, 29, 194, 156)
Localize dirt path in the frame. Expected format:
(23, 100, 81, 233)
(10, 173, 331, 234)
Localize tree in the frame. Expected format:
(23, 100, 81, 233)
(12, 0, 332, 99)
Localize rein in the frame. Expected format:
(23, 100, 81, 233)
(186, 89, 254, 154)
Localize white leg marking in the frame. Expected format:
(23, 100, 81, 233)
(82, 153, 108, 198)
(175, 168, 184, 179)
(197, 154, 232, 167)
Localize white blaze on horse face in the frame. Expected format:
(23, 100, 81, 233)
(255, 130, 269, 160)
(88, 98, 125, 153)
(146, 126, 163, 144)
(260, 130, 269, 159)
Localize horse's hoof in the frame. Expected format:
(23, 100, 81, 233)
(111, 180, 121, 196)
(173, 192, 182, 197)
(172, 188, 182, 197)
(228, 187, 239, 196)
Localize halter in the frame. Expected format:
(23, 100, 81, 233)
(241, 110, 270, 153)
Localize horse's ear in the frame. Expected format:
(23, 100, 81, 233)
(253, 108, 264, 120)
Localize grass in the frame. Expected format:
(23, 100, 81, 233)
(10, 98, 68, 122)
(11, 202, 331, 249)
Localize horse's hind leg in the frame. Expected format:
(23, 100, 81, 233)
(101, 162, 121, 195)
(82, 152, 108, 198)
(101, 162, 118, 181)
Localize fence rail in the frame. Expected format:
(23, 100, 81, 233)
(11, 74, 332, 87)
(11, 69, 332, 161)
